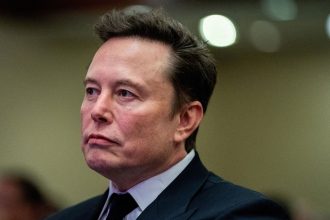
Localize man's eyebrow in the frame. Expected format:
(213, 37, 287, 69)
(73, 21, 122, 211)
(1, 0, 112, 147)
(115, 79, 146, 93)
(115, 79, 145, 91)
(83, 78, 145, 91)
(83, 78, 98, 86)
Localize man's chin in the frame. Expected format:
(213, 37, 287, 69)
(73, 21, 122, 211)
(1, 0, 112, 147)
(85, 153, 121, 176)
(84, 151, 105, 167)
(86, 162, 110, 178)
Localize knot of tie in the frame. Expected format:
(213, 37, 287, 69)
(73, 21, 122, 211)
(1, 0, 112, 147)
(106, 193, 138, 220)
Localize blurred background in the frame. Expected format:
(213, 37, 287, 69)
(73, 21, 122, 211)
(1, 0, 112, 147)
(0, 0, 329, 219)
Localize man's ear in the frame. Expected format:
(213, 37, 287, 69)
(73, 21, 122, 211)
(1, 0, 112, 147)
(174, 101, 203, 143)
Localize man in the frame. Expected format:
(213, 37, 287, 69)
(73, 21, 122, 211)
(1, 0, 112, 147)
(46, 9, 289, 220)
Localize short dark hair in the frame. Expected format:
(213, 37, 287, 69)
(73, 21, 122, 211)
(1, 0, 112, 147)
(94, 9, 217, 152)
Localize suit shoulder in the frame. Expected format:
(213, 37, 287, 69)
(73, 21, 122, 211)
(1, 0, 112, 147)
(191, 173, 290, 219)
(45, 195, 103, 220)
(203, 173, 265, 200)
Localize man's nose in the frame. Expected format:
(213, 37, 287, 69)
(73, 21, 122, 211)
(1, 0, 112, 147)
(90, 95, 113, 124)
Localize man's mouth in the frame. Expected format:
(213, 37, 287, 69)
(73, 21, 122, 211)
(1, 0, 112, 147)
(86, 134, 120, 146)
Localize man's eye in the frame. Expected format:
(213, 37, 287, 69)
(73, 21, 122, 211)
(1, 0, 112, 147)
(86, 87, 97, 95)
(118, 89, 135, 98)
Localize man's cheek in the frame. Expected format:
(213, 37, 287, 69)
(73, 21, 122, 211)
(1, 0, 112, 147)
(118, 114, 148, 133)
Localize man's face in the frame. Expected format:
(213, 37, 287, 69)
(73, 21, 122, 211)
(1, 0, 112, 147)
(81, 37, 187, 189)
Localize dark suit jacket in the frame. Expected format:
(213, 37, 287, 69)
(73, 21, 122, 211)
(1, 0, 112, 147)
(46, 153, 290, 220)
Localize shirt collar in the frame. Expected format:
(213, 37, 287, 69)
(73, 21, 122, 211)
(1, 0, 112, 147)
(108, 150, 195, 211)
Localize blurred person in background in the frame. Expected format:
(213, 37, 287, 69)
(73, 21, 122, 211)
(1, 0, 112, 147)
(0, 173, 58, 220)
(269, 194, 329, 220)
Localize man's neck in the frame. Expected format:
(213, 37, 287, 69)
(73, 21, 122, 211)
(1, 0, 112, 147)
(111, 150, 188, 191)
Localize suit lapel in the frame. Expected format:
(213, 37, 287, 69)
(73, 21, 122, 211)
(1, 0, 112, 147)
(137, 153, 209, 220)
(88, 189, 109, 220)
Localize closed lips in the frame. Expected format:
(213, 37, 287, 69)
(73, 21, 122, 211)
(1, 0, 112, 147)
(87, 134, 120, 145)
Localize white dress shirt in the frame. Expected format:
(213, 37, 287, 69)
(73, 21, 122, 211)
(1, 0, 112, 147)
(98, 150, 195, 220)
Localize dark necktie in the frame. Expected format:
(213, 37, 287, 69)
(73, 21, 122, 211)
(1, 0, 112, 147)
(106, 193, 138, 220)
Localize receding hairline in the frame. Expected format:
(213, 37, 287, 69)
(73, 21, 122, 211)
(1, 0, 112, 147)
(87, 35, 176, 76)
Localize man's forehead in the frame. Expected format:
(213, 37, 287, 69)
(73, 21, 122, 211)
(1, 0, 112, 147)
(96, 36, 172, 60)
(86, 37, 173, 79)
